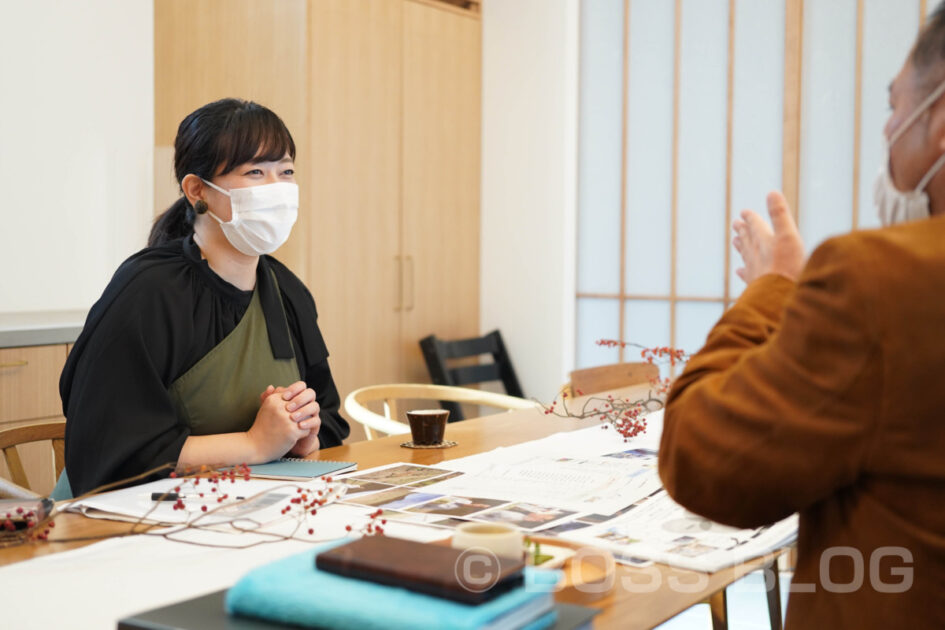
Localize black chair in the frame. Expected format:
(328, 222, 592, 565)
(419, 330, 524, 421)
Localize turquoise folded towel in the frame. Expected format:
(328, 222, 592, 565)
(225, 540, 561, 630)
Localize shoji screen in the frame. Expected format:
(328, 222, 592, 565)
(576, 0, 926, 369)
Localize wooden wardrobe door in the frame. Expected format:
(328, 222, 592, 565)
(308, 0, 404, 439)
(400, 0, 482, 384)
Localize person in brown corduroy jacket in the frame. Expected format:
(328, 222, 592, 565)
(660, 5, 945, 628)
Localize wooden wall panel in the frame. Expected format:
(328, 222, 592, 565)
(154, 0, 310, 277)
(401, 1, 482, 383)
(307, 0, 404, 441)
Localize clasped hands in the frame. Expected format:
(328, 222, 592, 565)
(248, 381, 321, 460)
(732, 190, 806, 284)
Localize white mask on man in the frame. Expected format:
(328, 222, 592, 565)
(874, 78, 945, 226)
(200, 179, 299, 256)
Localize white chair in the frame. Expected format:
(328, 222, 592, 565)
(344, 383, 539, 440)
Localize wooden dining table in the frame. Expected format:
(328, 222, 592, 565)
(0, 385, 784, 629)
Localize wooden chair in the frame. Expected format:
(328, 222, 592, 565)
(563, 362, 660, 397)
(419, 330, 524, 421)
(344, 383, 538, 440)
(0, 420, 66, 499)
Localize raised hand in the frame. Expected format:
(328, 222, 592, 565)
(732, 191, 806, 284)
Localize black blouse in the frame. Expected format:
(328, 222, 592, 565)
(60, 236, 349, 496)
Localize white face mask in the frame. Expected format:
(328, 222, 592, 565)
(200, 179, 299, 256)
(874, 78, 945, 226)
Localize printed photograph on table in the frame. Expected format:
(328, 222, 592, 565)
(597, 529, 640, 546)
(405, 471, 464, 488)
(346, 464, 455, 486)
(602, 448, 658, 465)
(348, 487, 442, 511)
(474, 502, 578, 531)
(340, 479, 394, 496)
(431, 517, 474, 529)
(377, 509, 453, 527)
(578, 503, 640, 524)
(667, 540, 718, 558)
(405, 496, 507, 518)
(538, 520, 593, 536)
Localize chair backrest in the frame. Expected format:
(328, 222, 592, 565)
(344, 383, 538, 440)
(0, 420, 66, 498)
(566, 362, 659, 397)
(419, 330, 523, 421)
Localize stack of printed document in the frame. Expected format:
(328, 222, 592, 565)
(331, 414, 797, 573)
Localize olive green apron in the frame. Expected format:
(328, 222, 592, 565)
(51, 272, 299, 501)
(169, 277, 300, 435)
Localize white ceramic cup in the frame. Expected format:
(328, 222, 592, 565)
(451, 522, 524, 560)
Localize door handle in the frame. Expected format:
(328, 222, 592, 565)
(0, 360, 28, 369)
(394, 255, 403, 311)
(405, 255, 415, 312)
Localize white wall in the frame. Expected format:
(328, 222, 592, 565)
(480, 0, 580, 401)
(0, 0, 154, 313)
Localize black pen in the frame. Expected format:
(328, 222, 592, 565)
(151, 492, 247, 502)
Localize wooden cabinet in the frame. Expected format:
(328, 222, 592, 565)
(0, 344, 68, 494)
(400, 1, 481, 384)
(307, 0, 405, 403)
(156, 0, 482, 441)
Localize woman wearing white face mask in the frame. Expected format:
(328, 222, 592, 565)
(55, 99, 349, 499)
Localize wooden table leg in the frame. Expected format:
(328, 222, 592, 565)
(766, 561, 783, 630)
(709, 588, 728, 630)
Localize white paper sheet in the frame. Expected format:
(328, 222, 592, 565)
(0, 502, 449, 630)
(421, 455, 663, 514)
(560, 488, 797, 573)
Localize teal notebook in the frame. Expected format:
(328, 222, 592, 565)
(247, 458, 356, 480)
(225, 543, 561, 630)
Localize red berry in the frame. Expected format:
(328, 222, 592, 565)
(201, 506, 208, 512)
(308, 528, 314, 535)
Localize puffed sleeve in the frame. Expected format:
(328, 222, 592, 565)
(61, 264, 193, 496)
(659, 236, 882, 528)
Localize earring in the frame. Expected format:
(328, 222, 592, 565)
(194, 199, 209, 214)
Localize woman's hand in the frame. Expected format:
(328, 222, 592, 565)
(288, 431, 320, 457)
(247, 390, 307, 462)
(732, 191, 806, 284)
(260, 381, 322, 457)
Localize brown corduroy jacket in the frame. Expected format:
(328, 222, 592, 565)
(660, 217, 945, 629)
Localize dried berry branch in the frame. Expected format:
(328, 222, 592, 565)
(1, 463, 383, 551)
(540, 341, 689, 441)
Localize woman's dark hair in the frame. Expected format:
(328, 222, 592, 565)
(148, 98, 296, 247)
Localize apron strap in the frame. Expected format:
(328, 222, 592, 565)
(257, 257, 296, 360)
